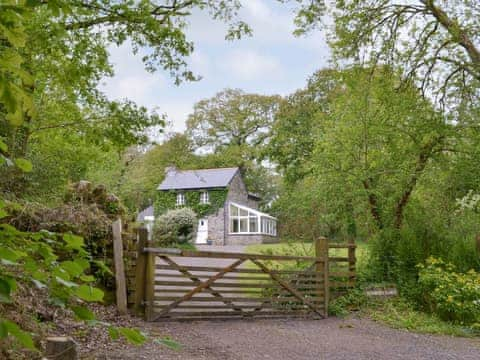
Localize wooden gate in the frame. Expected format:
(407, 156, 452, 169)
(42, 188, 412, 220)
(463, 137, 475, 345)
(134, 232, 356, 321)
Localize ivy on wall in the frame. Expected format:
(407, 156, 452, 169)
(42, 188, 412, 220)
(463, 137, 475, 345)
(154, 188, 228, 218)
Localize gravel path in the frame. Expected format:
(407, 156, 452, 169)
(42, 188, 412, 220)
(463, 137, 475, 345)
(85, 316, 480, 360)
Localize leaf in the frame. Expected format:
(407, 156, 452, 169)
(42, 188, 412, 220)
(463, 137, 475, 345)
(155, 337, 183, 351)
(0, 208, 8, 219)
(0, 321, 7, 338)
(63, 233, 84, 251)
(75, 285, 104, 302)
(0, 278, 13, 303)
(14, 158, 32, 172)
(0, 139, 7, 152)
(117, 327, 146, 346)
(71, 306, 95, 321)
(74, 258, 90, 271)
(31, 279, 46, 289)
(3, 320, 35, 349)
(108, 326, 119, 340)
(92, 260, 113, 276)
(0, 247, 25, 263)
(60, 261, 84, 278)
(55, 276, 78, 288)
(79, 275, 95, 283)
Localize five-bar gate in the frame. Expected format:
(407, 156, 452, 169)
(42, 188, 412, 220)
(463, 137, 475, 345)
(134, 233, 356, 321)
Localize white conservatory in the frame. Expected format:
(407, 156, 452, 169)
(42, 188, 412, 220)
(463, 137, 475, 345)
(229, 202, 277, 236)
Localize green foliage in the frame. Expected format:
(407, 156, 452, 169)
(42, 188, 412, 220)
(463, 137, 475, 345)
(328, 288, 368, 317)
(186, 89, 281, 205)
(417, 257, 480, 326)
(0, 199, 152, 352)
(0, 2, 36, 126)
(0, 319, 35, 350)
(367, 298, 478, 337)
(0, 200, 105, 350)
(290, 1, 480, 110)
(110, 134, 197, 211)
(1, 0, 251, 201)
(108, 327, 147, 346)
(152, 208, 197, 247)
(155, 188, 228, 218)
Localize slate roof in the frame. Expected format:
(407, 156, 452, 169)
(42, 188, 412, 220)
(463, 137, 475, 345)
(136, 205, 154, 222)
(157, 167, 239, 190)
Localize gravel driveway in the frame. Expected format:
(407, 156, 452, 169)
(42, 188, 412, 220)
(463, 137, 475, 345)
(87, 316, 480, 360)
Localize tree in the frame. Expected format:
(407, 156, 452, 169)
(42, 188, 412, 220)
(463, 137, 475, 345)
(268, 69, 338, 184)
(1, 0, 250, 199)
(186, 89, 281, 153)
(312, 67, 450, 230)
(116, 133, 197, 210)
(186, 89, 281, 205)
(290, 0, 480, 108)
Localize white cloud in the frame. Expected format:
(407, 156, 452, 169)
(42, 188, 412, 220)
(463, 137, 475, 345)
(98, 0, 332, 133)
(188, 50, 211, 78)
(243, 0, 272, 21)
(100, 43, 166, 109)
(220, 49, 283, 80)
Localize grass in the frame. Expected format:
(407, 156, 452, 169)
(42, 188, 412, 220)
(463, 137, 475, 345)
(364, 298, 479, 337)
(245, 239, 369, 273)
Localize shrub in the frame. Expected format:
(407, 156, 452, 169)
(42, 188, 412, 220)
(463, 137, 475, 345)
(329, 288, 368, 317)
(152, 208, 197, 247)
(417, 257, 480, 326)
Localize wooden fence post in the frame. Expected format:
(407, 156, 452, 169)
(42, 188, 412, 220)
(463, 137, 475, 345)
(45, 337, 77, 359)
(144, 240, 155, 321)
(112, 218, 127, 315)
(315, 236, 329, 318)
(134, 227, 148, 315)
(348, 237, 356, 286)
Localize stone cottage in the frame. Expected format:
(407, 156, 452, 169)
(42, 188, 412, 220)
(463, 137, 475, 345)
(155, 167, 277, 245)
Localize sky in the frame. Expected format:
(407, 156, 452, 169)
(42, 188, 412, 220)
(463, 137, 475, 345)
(100, 0, 330, 134)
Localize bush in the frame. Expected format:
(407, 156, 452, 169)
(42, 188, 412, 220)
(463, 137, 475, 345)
(152, 208, 197, 247)
(417, 257, 480, 326)
(329, 288, 368, 317)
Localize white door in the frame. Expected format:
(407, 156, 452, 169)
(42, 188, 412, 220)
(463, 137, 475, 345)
(196, 218, 208, 244)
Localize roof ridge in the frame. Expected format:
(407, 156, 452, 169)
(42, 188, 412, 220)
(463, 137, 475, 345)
(175, 167, 238, 172)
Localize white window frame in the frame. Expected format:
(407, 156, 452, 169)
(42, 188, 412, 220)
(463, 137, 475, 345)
(176, 192, 186, 206)
(199, 191, 209, 204)
(228, 202, 277, 236)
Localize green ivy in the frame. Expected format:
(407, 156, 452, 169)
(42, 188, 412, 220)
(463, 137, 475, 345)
(154, 188, 228, 218)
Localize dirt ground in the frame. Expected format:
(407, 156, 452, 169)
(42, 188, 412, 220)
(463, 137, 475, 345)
(82, 316, 480, 360)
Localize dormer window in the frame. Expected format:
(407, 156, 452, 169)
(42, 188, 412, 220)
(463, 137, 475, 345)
(200, 191, 209, 204)
(176, 192, 186, 206)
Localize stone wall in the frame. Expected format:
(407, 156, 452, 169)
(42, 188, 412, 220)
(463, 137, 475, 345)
(225, 234, 263, 245)
(225, 234, 279, 245)
(226, 172, 250, 204)
(206, 207, 225, 246)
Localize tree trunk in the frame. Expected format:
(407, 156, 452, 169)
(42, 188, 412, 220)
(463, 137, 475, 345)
(393, 136, 443, 229)
(362, 178, 383, 229)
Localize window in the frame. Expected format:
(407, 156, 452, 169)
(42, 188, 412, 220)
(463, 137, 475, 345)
(176, 192, 185, 206)
(200, 191, 209, 204)
(229, 202, 277, 235)
(261, 217, 277, 236)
